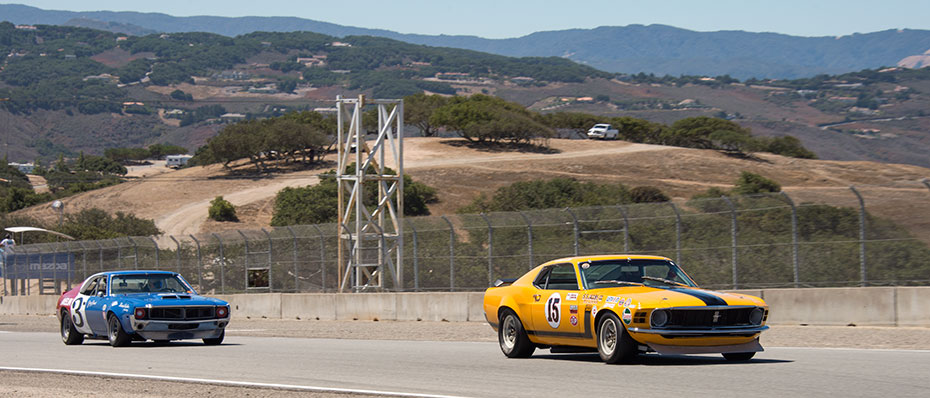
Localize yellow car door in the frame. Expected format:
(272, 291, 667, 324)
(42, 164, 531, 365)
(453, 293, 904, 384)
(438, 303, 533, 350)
(527, 263, 585, 345)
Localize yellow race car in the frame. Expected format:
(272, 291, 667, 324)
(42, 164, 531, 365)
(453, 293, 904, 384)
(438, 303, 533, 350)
(484, 254, 769, 363)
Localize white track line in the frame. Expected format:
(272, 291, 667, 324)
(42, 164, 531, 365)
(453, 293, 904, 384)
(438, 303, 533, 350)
(0, 366, 471, 398)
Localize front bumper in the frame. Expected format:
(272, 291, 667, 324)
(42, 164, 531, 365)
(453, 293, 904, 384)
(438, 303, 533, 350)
(130, 316, 228, 340)
(646, 338, 764, 355)
(628, 325, 769, 337)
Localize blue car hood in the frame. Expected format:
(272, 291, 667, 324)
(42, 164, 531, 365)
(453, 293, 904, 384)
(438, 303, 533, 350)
(115, 293, 226, 307)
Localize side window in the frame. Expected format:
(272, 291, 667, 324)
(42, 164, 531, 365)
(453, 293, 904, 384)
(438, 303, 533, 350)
(546, 264, 579, 290)
(96, 277, 108, 296)
(80, 278, 99, 295)
(533, 267, 551, 289)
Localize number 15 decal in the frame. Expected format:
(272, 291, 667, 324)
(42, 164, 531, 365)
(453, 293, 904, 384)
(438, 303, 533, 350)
(546, 293, 561, 329)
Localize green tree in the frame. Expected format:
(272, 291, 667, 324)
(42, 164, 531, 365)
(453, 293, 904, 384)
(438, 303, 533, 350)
(208, 196, 238, 222)
(430, 94, 553, 145)
(404, 93, 449, 137)
(733, 172, 781, 195)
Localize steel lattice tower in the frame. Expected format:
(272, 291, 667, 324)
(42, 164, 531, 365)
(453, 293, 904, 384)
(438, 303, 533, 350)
(335, 95, 404, 292)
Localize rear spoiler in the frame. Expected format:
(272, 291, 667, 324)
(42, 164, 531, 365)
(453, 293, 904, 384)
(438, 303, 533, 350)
(493, 278, 517, 287)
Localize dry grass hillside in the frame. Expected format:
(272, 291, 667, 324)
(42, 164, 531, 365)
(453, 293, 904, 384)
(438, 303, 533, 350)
(14, 137, 930, 242)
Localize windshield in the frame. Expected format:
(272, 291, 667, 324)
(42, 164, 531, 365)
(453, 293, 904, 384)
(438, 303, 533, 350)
(579, 259, 696, 289)
(110, 274, 193, 295)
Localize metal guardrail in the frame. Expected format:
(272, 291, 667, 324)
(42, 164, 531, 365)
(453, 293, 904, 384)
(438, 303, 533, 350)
(4, 186, 930, 295)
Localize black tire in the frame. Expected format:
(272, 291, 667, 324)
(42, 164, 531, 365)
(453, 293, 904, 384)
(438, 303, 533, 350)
(203, 330, 225, 346)
(498, 309, 535, 358)
(107, 314, 131, 347)
(722, 352, 756, 361)
(60, 311, 84, 345)
(596, 312, 637, 364)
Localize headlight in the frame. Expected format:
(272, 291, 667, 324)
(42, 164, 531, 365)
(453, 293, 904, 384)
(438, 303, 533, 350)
(134, 308, 147, 319)
(651, 309, 669, 328)
(750, 307, 765, 325)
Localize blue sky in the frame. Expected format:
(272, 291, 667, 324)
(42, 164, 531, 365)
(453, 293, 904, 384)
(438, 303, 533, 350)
(11, 0, 930, 38)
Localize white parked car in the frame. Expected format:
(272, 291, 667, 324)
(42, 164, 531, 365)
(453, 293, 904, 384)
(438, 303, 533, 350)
(587, 124, 619, 139)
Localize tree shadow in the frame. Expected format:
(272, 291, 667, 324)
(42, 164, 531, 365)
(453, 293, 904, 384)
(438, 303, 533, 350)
(208, 160, 335, 180)
(439, 139, 561, 154)
(720, 151, 771, 163)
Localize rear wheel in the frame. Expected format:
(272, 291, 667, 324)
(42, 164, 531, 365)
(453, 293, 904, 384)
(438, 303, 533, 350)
(203, 330, 225, 345)
(498, 309, 535, 358)
(723, 352, 756, 361)
(597, 312, 637, 364)
(60, 311, 84, 345)
(107, 314, 131, 347)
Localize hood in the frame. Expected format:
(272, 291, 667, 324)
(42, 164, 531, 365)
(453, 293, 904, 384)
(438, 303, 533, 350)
(115, 293, 227, 307)
(589, 286, 765, 309)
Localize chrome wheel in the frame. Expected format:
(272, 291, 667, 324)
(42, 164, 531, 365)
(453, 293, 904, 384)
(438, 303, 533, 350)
(61, 315, 70, 339)
(501, 315, 517, 351)
(107, 316, 117, 344)
(599, 317, 618, 357)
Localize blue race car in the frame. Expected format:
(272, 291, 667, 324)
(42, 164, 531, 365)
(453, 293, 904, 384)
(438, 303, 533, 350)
(57, 270, 230, 347)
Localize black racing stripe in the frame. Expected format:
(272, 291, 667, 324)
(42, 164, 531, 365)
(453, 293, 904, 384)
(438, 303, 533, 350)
(526, 329, 586, 338)
(583, 309, 592, 338)
(669, 288, 728, 306)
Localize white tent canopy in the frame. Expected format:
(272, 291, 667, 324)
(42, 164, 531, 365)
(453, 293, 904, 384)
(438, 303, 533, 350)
(4, 226, 75, 241)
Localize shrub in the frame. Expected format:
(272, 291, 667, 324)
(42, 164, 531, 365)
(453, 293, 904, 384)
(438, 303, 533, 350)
(630, 186, 670, 203)
(208, 196, 238, 222)
(733, 172, 781, 195)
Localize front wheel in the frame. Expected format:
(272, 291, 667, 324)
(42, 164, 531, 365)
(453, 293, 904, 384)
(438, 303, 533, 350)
(498, 309, 535, 358)
(597, 312, 637, 364)
(723, 352, 756, 361)
(60, 311, 84, 345)
(203, 330, 225, 345)
(107, 314, 131, 347)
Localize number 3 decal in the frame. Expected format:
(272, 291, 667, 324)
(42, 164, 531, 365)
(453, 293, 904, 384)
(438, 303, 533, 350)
(545, 293, 561, 329)
(71, 297, 85, 328)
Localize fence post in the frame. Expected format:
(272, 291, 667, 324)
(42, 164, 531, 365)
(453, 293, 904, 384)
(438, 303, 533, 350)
(850, 186, 867, 287)
(127, 237, 139, 270)
(518, 212, 534, 269)
(189, 235, 203, 291)
(668, 203, 682, 264)
(95, 240, 104, 272)
(169, 236, 182, 274)
(408, 222, 419, 292)
(441, 216, 455, 292)
(76, 241, 88, 283)
(617, 205, 630, 252)
(21, 247, 29, 295)
(311, 225, 326, 292)
(478, 213, 494, 285)
(212, 233, 225, 294)
(286, 226, 299, 292)
(922, 178, 930, 192)
(262, 228, 273, 292)
(237, 230, 250, 292)
(781, 192, 800, 288)
(721, 196, 738, 289)
(564, 208, 579, 256)
(148, 237, 160, 270)
(114, 238, 122, 269)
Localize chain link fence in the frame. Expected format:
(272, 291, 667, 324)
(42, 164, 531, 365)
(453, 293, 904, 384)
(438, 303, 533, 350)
(4, 186, 930, 295)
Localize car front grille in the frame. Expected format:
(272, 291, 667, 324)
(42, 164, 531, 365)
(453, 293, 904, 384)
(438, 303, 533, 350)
(663, 307, 755, 328)
(149, 306, 215, 321)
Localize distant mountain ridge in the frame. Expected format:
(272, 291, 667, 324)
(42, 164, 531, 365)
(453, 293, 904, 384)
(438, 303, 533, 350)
(2, 3, 930, 79)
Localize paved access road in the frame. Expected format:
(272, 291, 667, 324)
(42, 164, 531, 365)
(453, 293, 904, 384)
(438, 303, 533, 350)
(1, 331, 928, 398)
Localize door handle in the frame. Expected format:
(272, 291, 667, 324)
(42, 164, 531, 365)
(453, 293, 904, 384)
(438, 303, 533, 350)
(533, 294, 541, 302)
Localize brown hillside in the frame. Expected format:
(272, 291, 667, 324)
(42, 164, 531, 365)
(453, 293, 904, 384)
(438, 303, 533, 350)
(15, 138, 930, 242)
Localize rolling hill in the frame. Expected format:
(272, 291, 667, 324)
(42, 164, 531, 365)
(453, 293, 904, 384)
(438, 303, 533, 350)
(3, 3, 930, 79)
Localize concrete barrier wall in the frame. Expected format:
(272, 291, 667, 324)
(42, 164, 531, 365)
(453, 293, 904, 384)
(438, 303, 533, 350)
(2, 288, 928, 327)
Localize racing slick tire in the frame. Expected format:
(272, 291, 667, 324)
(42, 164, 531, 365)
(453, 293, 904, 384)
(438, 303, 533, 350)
(107, 314, 132, 347)
(203, 330, 225, 346)
(597, 312, 637, 364)
(498, 309, 535, 358)
(722, 352, 756, 361)
(60, 310, 84, 345)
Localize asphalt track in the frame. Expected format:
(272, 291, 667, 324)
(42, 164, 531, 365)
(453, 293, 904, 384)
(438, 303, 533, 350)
(1, 332, 929, 397)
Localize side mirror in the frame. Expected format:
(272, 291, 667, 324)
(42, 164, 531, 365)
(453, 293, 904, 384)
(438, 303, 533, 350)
(97, 291, 106, 297)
